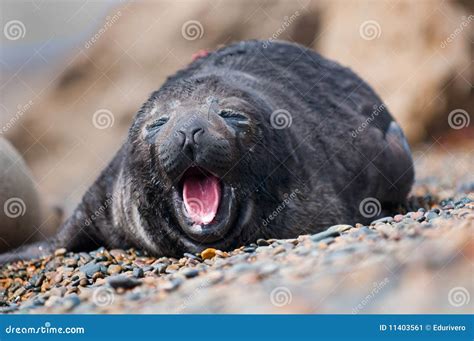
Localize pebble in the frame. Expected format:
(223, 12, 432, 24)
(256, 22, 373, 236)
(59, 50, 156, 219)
(132, 268, 144, 278)
(371, 217, 394, 225)
(161, 278, 182, 292)
(183, 253, 200, 260)
(201, 248, 217, 260)
(107, 265, 123, 275)
(54, 248, 67, 257)
(108, 275, 141, 290)
(257, 239, 270, 246)
(79, 263, 101, 278)
(152, 264, 166, 275)
(393, 214, 404, 223)
(327, 224, 353, 233)
(181, 268, 199, 278)
(310, 229, 339, 242)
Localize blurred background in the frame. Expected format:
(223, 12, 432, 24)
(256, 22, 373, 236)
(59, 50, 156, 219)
(0, 0, 473, 238)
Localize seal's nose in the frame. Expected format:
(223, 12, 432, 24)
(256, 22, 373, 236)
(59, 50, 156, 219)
(179, 126, 205, 155)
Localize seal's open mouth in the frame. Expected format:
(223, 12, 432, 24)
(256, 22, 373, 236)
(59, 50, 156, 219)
(182, 168, 221, 225)
(172, 167, 237, 244)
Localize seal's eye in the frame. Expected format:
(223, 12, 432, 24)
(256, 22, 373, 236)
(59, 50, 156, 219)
(146, 116, 169, 130)
(218, 109, 250, 128)
(144, 116, 169, 144)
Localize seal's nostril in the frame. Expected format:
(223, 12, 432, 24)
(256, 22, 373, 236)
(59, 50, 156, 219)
(177, 130, 186, 148)
(192, 128, 204, 143)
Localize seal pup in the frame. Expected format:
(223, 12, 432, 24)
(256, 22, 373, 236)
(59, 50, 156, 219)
(0, 40, 414, 264)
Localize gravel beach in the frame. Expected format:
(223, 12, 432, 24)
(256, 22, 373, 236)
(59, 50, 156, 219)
(1, 144, 473, 314)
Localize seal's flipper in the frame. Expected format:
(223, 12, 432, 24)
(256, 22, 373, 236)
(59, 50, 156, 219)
(0, 240, 55, 266)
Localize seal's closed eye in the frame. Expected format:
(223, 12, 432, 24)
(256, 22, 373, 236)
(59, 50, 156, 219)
(147, 116, 169, 130)
(144, 116, 170, 144)
(219, 109, 250, 128)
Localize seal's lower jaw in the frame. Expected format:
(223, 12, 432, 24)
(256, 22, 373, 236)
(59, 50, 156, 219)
(172, 167, 237, 245)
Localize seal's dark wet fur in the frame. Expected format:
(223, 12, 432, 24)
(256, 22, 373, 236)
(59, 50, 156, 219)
(0, 40, 414, 264)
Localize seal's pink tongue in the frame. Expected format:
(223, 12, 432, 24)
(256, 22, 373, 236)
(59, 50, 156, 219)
(183, 173, 221, 225)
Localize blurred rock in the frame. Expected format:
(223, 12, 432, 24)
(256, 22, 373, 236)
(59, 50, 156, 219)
(0, 137, 44, 252)
(317, 0, 472, 143)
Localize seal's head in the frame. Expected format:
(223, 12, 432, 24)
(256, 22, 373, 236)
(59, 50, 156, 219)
(127, 75, 286, 256)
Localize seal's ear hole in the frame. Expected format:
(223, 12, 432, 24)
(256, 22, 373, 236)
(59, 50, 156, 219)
(218, 109, 250, 128)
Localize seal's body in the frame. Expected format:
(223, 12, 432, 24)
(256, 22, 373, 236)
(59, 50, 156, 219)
(0, 40, 413, 264)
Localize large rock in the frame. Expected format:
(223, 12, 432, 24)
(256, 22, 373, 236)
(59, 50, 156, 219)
(316, 0, 472, 142)
(0, 137, 42, 252)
